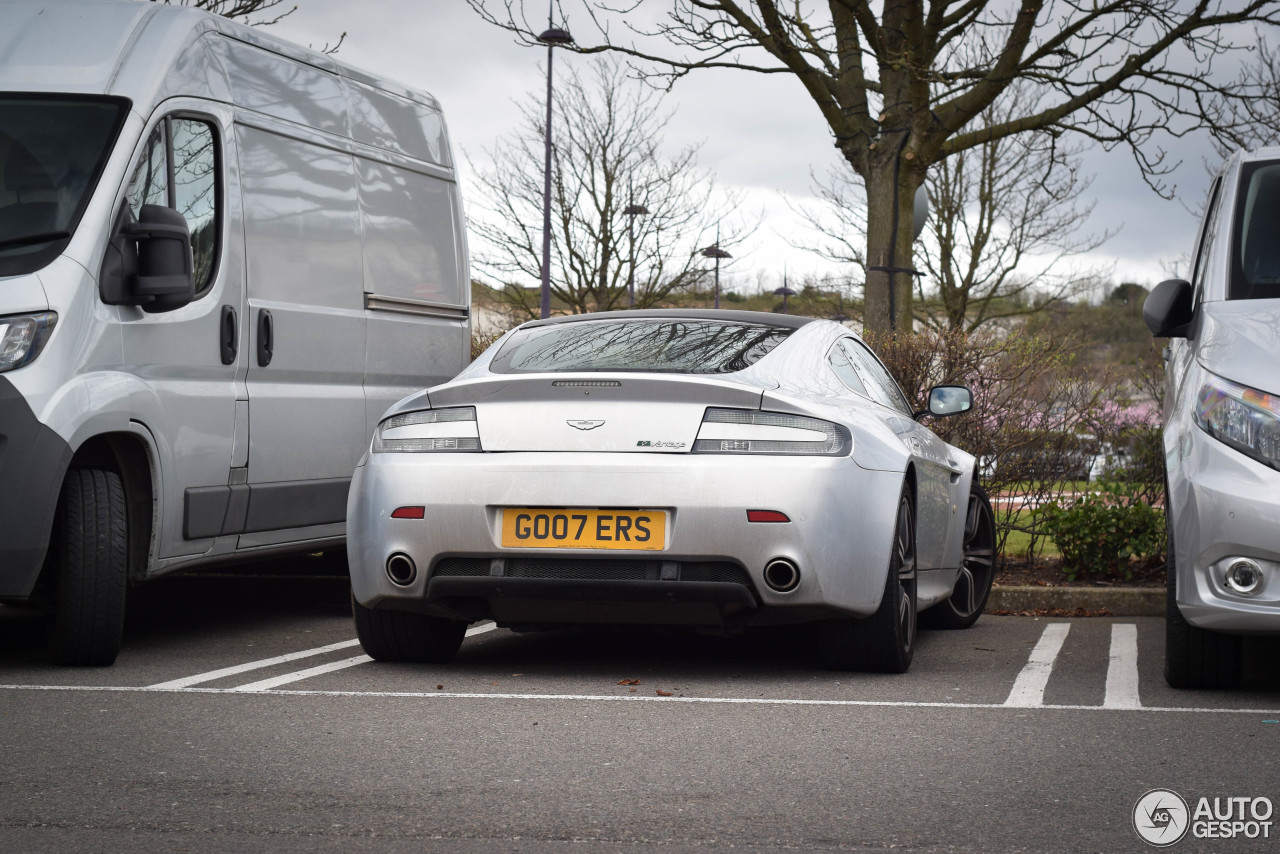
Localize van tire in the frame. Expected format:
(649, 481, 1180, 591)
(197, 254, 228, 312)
(49, 469, 128, 666)
(352, 594, 466, 663)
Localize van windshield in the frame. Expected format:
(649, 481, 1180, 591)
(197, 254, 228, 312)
(1232, 159, 1280, 300)
(0, 96, 128, 277)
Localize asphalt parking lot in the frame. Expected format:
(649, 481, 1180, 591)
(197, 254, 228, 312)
(2, 570, 1279, 853)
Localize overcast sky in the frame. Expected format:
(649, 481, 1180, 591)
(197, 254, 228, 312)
(269, 0, 1220, 297)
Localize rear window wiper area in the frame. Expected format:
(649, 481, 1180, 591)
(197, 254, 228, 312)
(0, 230, 71, 250)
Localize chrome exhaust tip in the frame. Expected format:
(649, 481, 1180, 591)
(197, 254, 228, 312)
(386, 553, 417, 587)
(763, 558, 800, 593)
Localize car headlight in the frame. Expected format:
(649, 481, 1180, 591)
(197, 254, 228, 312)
(692, 407, 851, 456)
(0, 312, 57, 373)
(373, 407, 481, 453)
(1195, 373, 1280, 470)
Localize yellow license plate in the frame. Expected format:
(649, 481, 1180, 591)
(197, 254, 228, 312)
(500, 508, 666, 550)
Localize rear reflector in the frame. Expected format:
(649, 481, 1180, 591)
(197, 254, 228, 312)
(391, 506, 426, 519)
(747, 510, 790, 523)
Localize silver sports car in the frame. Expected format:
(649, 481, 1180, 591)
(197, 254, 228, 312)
(347, 310, 995, 672)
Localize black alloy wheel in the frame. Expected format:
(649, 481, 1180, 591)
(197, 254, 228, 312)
(923, 482, 996, 629)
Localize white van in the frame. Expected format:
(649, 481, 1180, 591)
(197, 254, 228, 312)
(0, 1, 471, 664)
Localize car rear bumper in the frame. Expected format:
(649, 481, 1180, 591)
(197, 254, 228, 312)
(1171, 427, 1280, 634)
(347, 451, 904, 626)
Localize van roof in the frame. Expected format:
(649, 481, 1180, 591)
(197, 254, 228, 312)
(0, 1, 439, 111)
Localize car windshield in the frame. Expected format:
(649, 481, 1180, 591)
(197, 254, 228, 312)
(0, 95, 128, 277)
(490, 318, 795, 374)
(1232, 159, 1280, 300)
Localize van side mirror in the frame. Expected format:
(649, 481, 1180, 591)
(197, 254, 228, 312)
(915, 385, 973, 421)
(99, 204, 195, 313)
(1143, 278, 1194, 338)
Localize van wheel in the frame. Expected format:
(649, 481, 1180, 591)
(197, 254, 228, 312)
(49, 470, 128, 666)
(352, 593, 466, 663)
(820, 490, 917, 673)
(1164, 512, 1242, 689)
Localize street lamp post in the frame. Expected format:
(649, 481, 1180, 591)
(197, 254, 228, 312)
(701, 228, 731, 309)
(623, 179, 648, 308)
(537, 5, 573, 320)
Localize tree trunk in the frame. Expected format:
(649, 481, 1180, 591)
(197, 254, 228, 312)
(862, 143, 922, 334)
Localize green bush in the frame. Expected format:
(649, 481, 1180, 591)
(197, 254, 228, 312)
(1037, 482, 1165, 581)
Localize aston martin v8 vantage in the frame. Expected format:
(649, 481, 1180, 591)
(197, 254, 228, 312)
(347, 310, 995, 672)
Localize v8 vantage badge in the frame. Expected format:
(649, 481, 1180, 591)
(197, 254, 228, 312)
(1133, 789, 1190, 847)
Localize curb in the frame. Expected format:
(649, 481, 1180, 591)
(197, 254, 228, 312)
(986, 586, 1163, 617)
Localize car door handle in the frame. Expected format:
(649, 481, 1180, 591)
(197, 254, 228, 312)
(219, 305, 237, 365)
(257, 308, 273, 367)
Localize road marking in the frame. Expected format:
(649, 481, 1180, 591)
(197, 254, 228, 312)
(145, 622, 498, 690)
(1103, 623, 1141, 709)
(1004, 623, 1071, 707)
(0, 682, 1274, 715)
(146, 639, 363, 689)
(228, 623, 499, 692)
(233, 654, 373, 692)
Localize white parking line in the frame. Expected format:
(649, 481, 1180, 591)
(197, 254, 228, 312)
(0, 682, 1276, 715)
(146, 622, 499, 690)
(233, 654, 372, 692)
(1004, 623, 1071, 707)
(146, 639, 363, 689)
(1103, 623, 1142, 709)
(229, 622, 499, 691)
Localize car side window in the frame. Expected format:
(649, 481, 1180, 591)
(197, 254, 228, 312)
(124, 116, 220, 294)
(1190, 175, 1223, 304)
(840, 338, 911, 414)
(827, 342, 870, 397)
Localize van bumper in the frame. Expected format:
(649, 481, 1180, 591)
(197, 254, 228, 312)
(0, 376, 71, 599)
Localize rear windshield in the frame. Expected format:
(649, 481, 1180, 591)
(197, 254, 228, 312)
(1233, 159, 1280, 300)
(0, 95, 129, 277)
(489, 318, 795, 374)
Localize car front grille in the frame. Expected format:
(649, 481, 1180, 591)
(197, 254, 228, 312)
(431, 557, 753, 586)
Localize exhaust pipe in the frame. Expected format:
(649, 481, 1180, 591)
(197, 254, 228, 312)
(763, 558, 800, 593)
(386, 553, 417, 587)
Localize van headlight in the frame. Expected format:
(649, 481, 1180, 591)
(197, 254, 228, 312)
(373, 407, 481, 453)
(692, 408, 852, 456)
(1195, 373, 1280, 470)
(0, 312, 57, 373)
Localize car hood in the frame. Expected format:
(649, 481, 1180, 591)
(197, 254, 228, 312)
(1196, 300, 1280, 394)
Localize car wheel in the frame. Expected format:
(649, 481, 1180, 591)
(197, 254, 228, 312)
(49, 469, 129, 667)
(821, 489, 917, 673)
(1164, 514, 1242, 689)
(922, 483, 996, 630)
(352, 593, 467, 664)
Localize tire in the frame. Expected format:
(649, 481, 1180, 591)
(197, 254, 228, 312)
(922, 483, 996, 630)
(821, 489, 918, 672)
(1164, 514, 1242, 689)
(352, 592, 467, 663)
(49, 469, 129, 667)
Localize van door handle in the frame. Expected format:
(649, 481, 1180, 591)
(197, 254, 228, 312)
(257, 308, 273, 367)
(219, 305, 237, 365)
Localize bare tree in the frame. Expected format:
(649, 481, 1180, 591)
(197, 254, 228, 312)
(149, 0, 345, 52)
(468, 1, 1280, 334)
(797, 85, 1112, 332)
(468, 57, 749, 318)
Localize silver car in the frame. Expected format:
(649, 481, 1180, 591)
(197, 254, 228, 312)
(347, 310, 996, 672)
(1145, 147, 1280, 688)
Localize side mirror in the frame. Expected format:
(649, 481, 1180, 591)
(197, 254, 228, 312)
(915, 385, 973, 421)
(99, 204, 194, 313)
(1143, 278, 1193, 338)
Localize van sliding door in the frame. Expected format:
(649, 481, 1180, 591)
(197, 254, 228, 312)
(236, 123, 366, 542)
